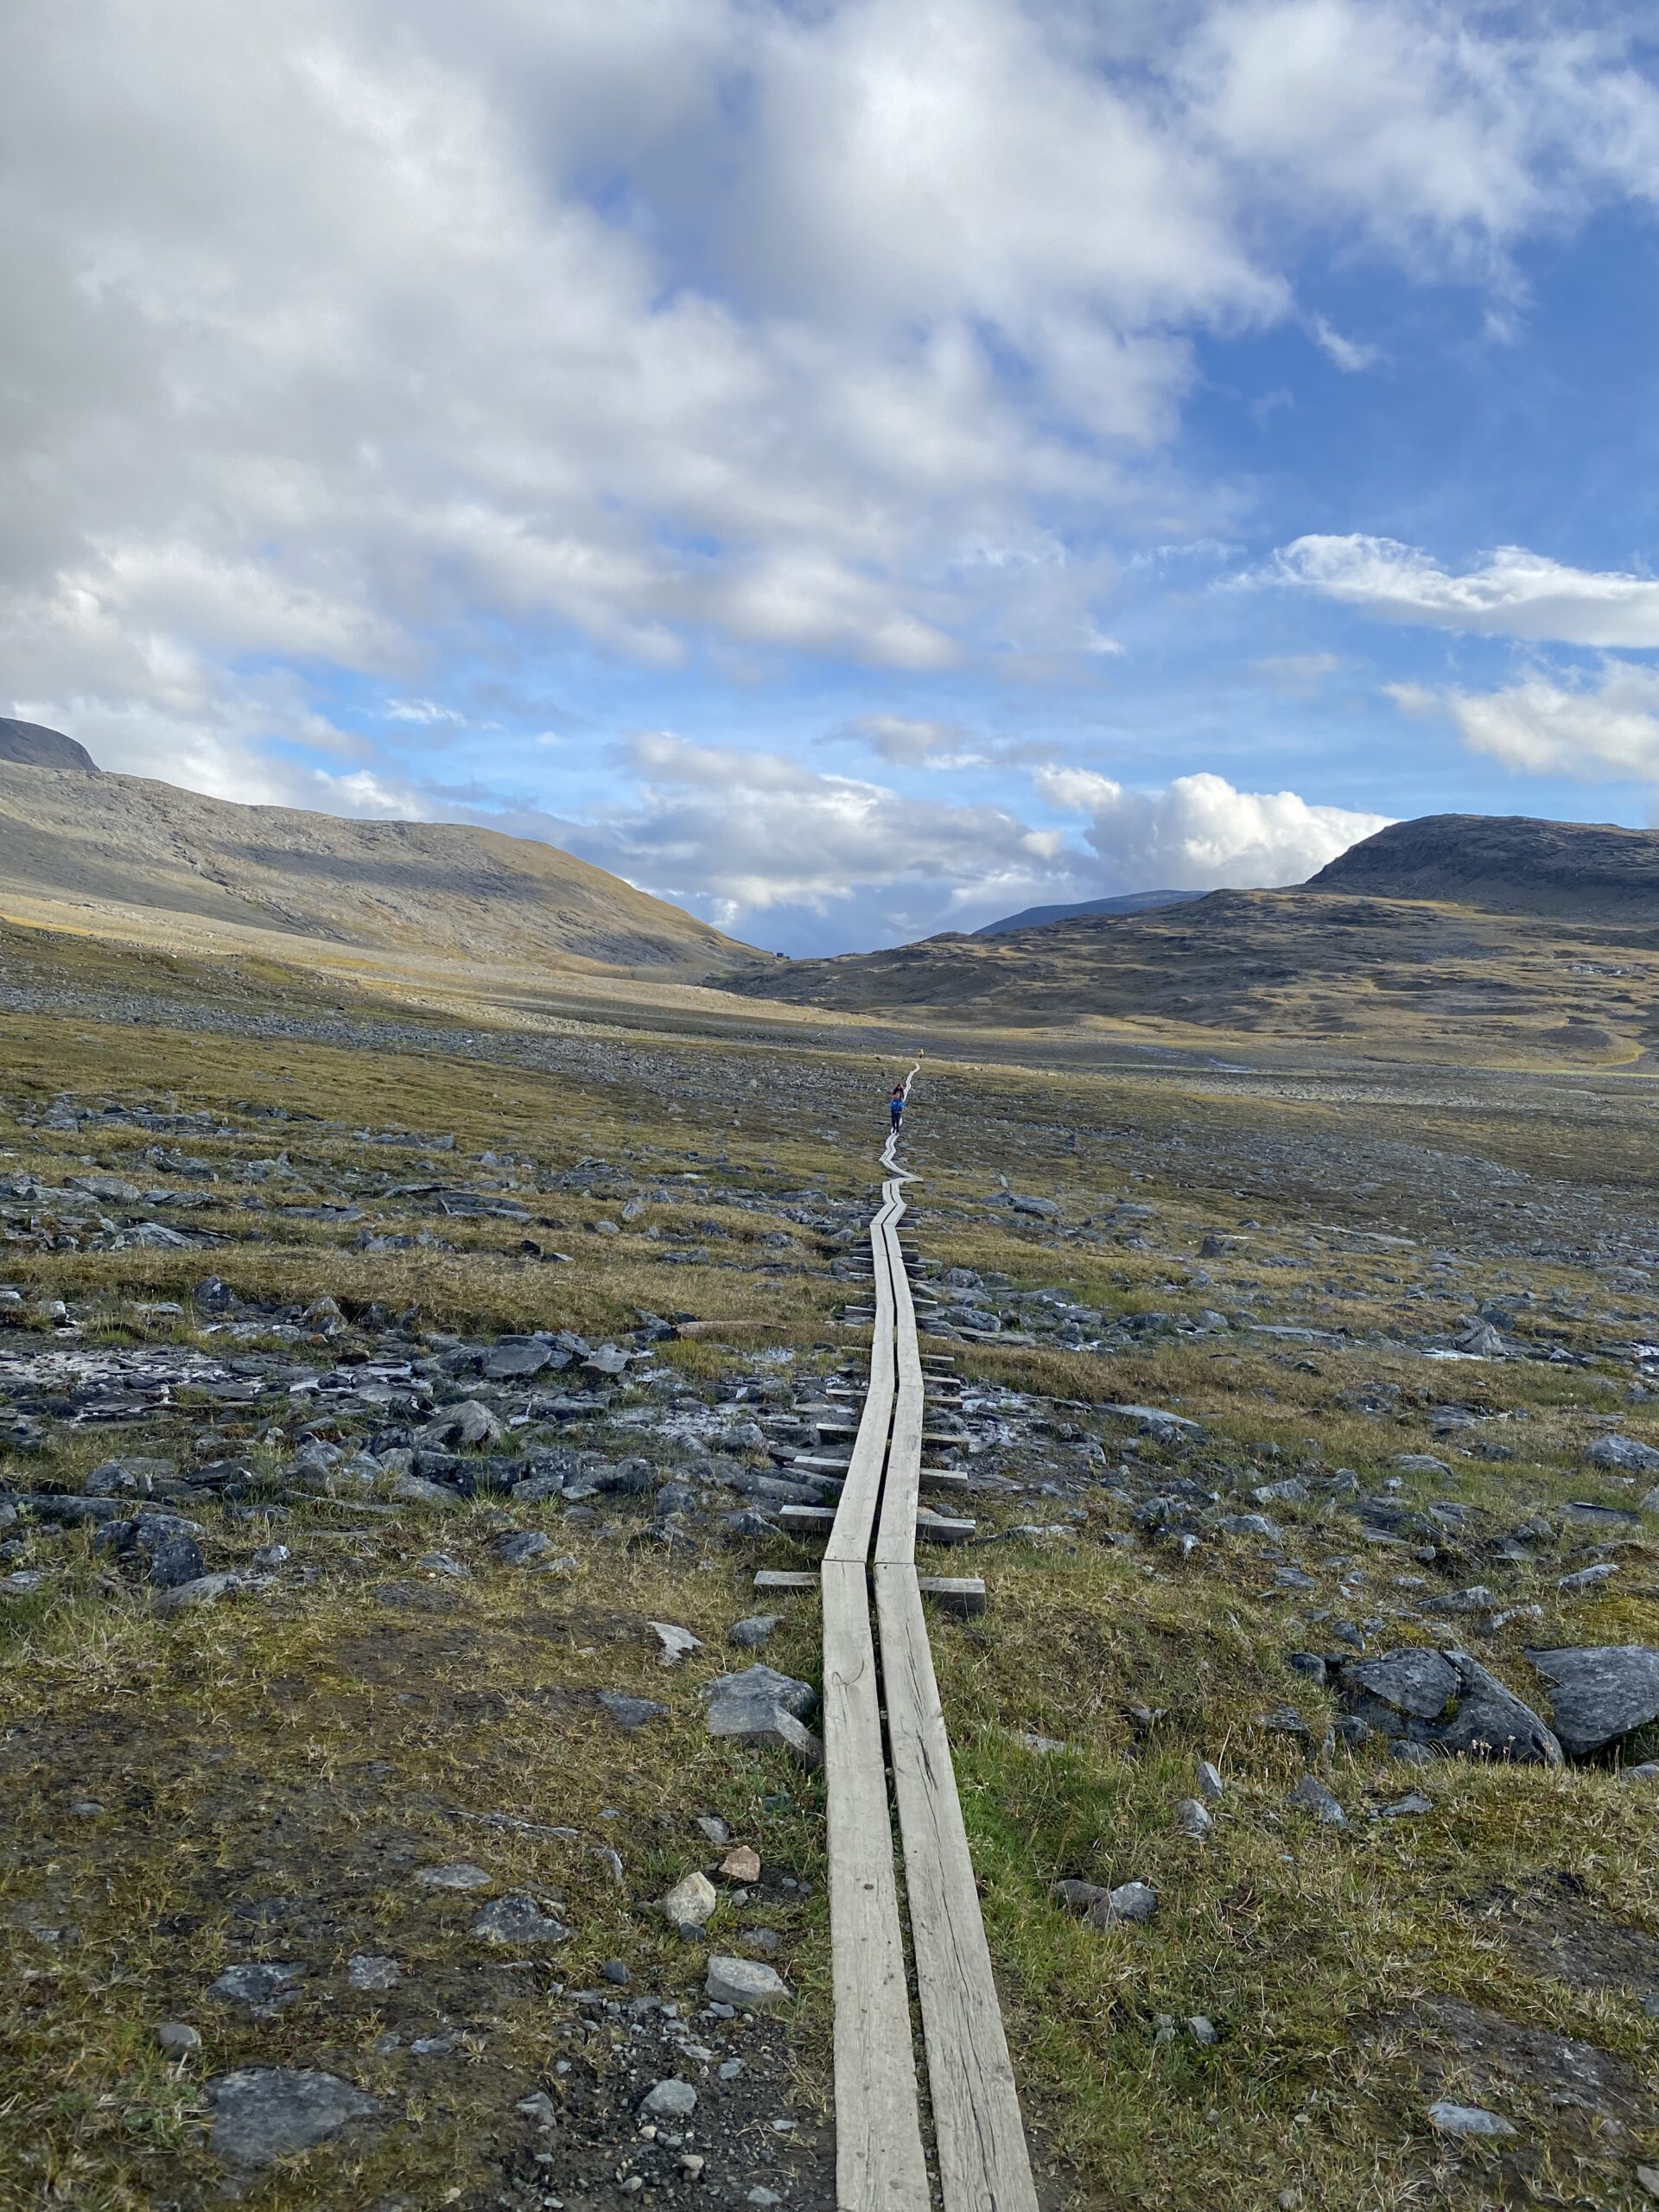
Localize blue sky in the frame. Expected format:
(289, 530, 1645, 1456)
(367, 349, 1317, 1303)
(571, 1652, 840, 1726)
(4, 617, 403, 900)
(9, 1, 1659, 953)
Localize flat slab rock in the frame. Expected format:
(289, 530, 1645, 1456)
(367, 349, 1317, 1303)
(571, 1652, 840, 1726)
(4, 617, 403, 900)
(1338, 1647, 1562, 1765)
(702, 1663, 823, 1766)
(1525, 1645, 1659, 1757)
(208, 2067, 380, 2166)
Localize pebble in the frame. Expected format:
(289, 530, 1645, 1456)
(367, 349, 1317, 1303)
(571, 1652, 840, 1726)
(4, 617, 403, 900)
(662, 1871, 719, 1928)
(639, 2079, 698, 2120)
(156, 2020, 202, 2055)
(1176, 1797, 1211, 1840)
(1287, 1776, 1346, 1827)
(728, 1614, 779, 1649)
(649, 1620, 702, 1665)
(706, 1956, 792, 2008)
(1195, 1759, 1224, 1802)
(1427, 2101, 1516, 2139)
(346, 1954, 402, 1992)
(474, 1895, 570, 1945)
(416, 1862, 493, 1891)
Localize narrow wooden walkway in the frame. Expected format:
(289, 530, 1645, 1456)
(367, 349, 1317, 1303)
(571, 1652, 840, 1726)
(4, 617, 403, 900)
(818, 1071, 1039, 2212)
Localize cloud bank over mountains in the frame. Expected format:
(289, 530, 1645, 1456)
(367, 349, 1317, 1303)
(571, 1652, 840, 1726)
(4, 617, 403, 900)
(6, 2, 1659, 946)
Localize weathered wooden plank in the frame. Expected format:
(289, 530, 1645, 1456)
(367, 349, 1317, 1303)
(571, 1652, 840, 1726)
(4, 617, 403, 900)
(825, 1182, 903, 1567)
(916, 1574, 987, 1615)
(754, 1569, 817, 1594)
(914, 1510, 976, 1543)
(874, 1207, 925, 1568)
(874, 1563, 1039, 2212)
(821, 1557, 930, 2212)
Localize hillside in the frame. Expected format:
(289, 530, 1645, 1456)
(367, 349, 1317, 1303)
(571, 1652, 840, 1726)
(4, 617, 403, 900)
(1306, 812, 1659, 918)
(727, 880, 1659, 1064)
(0, 754, 753, 976)
(0, 716, 99, 773)
(974, 887, 1199, 935)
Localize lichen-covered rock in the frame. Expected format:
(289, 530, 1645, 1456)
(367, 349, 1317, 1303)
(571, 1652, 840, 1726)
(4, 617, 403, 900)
(1526, 1646, 1659, 1757)
(1337, 1648, 1560, 1765)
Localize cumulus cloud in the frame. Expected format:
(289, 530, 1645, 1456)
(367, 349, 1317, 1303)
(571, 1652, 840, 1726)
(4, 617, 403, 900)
(5, 0, 1659, 942)
(4, 0, 1659, 746)
(1270, 536, 1659, 645)
(1390, 663, 1659, 779)
(1036, 767, 1391, 889)
(537, 737, 1389, 948)
(573, 734, 1063, 928)
(833, 715, 978, 767)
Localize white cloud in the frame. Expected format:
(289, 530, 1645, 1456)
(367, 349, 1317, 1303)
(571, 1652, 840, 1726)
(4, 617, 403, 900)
(1309, 316, 1380, 372)
(578, 734, 1062, 925)
(1037, 766, 1390, 888)
(1271, 536, 1659, 645)
(1390, 663, 1659, 779)
(835, 715, 976, 767)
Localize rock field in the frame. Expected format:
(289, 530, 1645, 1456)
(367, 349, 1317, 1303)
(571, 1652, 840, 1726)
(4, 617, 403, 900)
(1, 936, 1656, 2209)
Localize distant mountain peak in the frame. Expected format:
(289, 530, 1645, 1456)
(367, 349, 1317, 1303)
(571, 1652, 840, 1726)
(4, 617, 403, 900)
(0, 717, 99, 773)
(1303, 812, 1659, 918)
(974, 887, 1200, 936)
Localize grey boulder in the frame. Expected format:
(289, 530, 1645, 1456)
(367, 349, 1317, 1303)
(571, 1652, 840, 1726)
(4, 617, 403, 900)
(1525, 1645, 1659, 1757)
(207, 2068, 379, 2166)
(1337, 1648, 1561, 1766)
(1586, 1433, 1659, 1474)
(702, 1663, 823, 1767)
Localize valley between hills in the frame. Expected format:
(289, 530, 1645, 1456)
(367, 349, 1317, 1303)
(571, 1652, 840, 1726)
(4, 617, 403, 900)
(0, 759, 1656, 2211)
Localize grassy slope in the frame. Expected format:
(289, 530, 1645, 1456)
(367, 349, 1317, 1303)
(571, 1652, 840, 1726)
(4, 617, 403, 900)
(0, 927, 1655, 2209)
(725, 888, 1659, 1070)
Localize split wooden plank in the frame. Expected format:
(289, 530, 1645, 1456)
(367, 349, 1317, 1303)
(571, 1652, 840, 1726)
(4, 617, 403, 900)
(824, 1180, 903, 1567)
(821, 1555, 930, 2212)
(874, 1562, 1039, 2212)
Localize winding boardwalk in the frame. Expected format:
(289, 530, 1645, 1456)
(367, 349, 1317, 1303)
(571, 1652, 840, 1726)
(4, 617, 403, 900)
(820, 1071, 1039, 2212)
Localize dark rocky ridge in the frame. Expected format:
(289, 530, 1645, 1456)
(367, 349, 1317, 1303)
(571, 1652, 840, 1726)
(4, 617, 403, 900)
(0, 718, 98, 774)
(1305, 812, 1659, 919)
(975, 887, 1200, 935)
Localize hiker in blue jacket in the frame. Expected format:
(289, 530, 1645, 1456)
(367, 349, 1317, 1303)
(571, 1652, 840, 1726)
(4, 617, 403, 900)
(889, 1084, 906, 1133)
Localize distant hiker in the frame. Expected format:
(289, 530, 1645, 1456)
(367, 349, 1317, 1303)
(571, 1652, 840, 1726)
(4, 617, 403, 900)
(889, 1084, 906, 1132)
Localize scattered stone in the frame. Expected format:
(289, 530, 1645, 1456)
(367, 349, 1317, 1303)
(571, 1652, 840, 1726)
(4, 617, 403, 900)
(390, 1474, 465, 1508)
(209, 1962, 304, 2012)
(649, 1620, 702, 1666)
(1287, 1775, 1346, 1827)
(596, 1691, 668, 1732)
(1176, 1797, 1212, 1840)
(705, 1956, 792, 2008)
(207, 2067, 380, 2167)
(473, 1895, 570, 1945)
(720, 1845, 762, 1883)
(1196, 1759, 1225, 1802)
(416, 1862, 493, 1891)
(346, 1955, 401, 1993)
(518, 2091, 559, 2127)
(498, 1530, 557, 1567)
(1188, 2016, 1218, 2046)
(1427, 2101, 1516, 2139)
(1380, 1792, 1434, 1818)
(728, 1614, 779, 1649)
(156, 2020, 202, 2055)
(661, 1871, 719, 1929)
(702, 1664, 823, 1766)
(639, 2079, 698, 2120)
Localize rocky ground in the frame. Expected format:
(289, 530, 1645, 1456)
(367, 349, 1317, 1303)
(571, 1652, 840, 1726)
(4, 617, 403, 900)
(0, 927, 1656, 2210)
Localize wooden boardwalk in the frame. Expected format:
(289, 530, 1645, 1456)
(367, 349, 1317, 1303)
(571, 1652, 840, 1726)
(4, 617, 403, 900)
(817, 1073, 1039, 2212)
